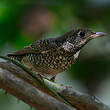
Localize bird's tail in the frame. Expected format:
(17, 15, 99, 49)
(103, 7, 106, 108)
(7, 54, 23, 62)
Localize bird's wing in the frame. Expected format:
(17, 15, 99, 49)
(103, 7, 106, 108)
(8, 38, 58, 56)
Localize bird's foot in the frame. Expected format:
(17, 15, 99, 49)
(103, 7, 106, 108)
(60, 84, 72, 89)
(50, 76, 56, 82)
(65, 85, 72, 90)
(34, 72, 45, 80)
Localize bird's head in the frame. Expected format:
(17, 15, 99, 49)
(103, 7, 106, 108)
(62, 28, 105, 52)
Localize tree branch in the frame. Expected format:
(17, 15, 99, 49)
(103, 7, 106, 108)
(44, 79, 110, 110)
(0, 56, 110, 110)
(0, 66, 74, 110)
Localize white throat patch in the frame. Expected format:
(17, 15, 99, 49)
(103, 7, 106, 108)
(73, 50, 80, 59)
(62, 41, 74, 52)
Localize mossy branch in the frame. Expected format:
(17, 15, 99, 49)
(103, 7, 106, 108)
(0, 56, 110, 110)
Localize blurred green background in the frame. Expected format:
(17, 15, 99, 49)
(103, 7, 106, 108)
(0, 0, 110, 109)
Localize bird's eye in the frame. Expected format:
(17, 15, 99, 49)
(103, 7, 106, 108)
(79, 31, 85, 38)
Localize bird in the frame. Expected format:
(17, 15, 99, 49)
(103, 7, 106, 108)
(8, 28, 105, 80)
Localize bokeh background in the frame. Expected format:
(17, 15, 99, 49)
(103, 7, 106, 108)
(0, 0, 110, 109)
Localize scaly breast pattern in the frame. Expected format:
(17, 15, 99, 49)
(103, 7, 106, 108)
(22, 49, 75, 78)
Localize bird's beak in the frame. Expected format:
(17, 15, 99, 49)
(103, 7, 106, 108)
(90, 32, 106, 39)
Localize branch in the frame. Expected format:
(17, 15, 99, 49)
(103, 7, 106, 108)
(0, 56, 71, 105)
(44, 79, 110, 110)
(0, 66, 74, 110)
(0, 56, 110, 110)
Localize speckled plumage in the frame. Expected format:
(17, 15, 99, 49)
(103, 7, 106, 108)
(8, 28, 105, 79)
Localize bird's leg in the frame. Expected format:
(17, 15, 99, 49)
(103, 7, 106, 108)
(27, 67, 46, 80)
(35, 72, 46, 79)
(50, 76, 56, 82)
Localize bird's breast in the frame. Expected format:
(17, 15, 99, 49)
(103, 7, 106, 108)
(21, 50, 75, 78)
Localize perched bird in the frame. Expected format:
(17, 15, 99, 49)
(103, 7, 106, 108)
(8, 28, 105, 80)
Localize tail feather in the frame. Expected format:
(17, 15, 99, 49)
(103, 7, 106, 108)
(7, 54, 23, 62)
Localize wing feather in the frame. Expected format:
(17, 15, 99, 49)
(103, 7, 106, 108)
(8, 38, 59, 56)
